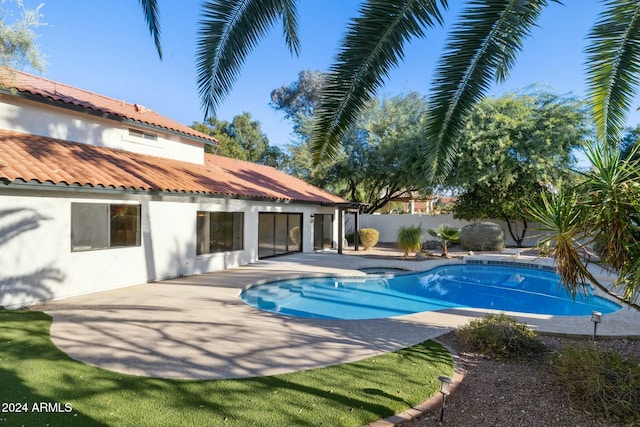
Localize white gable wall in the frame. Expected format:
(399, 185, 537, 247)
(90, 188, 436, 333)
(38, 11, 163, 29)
(0, 188, 338, 308)
(0, 96, 205, 164)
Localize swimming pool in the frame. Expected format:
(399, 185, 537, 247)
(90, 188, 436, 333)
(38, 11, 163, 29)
(240, 264, 622, 320)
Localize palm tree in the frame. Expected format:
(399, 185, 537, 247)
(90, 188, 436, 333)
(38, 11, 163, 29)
(426, 224, 460, 257)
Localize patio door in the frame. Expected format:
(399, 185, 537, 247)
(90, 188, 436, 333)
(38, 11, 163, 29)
(258, 213, 302, 258)
(313, 214, 333, 250)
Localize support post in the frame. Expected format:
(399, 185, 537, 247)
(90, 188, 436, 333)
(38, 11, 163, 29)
(354, 209, 360, 252)
(338, 208, 344, 254)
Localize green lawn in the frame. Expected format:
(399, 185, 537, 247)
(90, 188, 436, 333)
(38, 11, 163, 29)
(0, 309, 453, 427)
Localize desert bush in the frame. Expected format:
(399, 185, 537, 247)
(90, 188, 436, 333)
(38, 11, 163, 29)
(459, 222, 505, 251)
(553, 344, 640, 423)
(456, 314, 544, 359)
(359, 228, 379, 250)
(397, 225, 423, 257)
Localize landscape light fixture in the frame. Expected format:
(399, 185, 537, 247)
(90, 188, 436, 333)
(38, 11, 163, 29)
(591, 311, 602, 341)
(438, 374, 454, 423)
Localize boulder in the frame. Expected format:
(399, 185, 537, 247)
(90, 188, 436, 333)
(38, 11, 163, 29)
(460, 222, 505, 251)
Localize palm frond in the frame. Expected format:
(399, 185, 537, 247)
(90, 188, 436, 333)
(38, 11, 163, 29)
(280, 0, 301, 56)
(197, 0, 300, 118)
(585, 0, 640, 146)
(424, 0, 557, 181)
(310, 0, 448, 163)
(138, 0, 162, 58)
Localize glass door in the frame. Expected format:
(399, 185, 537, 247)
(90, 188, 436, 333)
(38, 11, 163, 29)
(258, 213, 303, 258)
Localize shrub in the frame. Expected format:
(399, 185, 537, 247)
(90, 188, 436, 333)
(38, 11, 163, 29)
(397, 225, 423, 257)
(456, 314, 544, 359)
(345, 231, 355, 245)
(359, 228, 379, 250)
(553, 344, 640, 423)
(459, 222, 505, 251)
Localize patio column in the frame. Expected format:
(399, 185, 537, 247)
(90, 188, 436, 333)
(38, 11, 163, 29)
(354, 209, 360, 252)
(338, 208, 344, 254)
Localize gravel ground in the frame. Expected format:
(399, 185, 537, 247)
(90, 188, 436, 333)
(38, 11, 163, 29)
(403, 333, 640, 427)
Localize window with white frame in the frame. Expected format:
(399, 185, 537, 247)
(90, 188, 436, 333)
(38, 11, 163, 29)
(196, 212, 244, 255)
(71, 203, 141, 251)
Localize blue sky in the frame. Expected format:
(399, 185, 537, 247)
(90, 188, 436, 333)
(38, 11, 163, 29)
(25, 1, 640, 147)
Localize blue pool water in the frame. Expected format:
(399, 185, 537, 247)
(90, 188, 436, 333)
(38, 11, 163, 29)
(240, 264, 622, 320)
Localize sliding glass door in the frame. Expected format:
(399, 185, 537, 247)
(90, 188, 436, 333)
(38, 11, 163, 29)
(258, 213, 303, 258)
(313, 214, 333, 250)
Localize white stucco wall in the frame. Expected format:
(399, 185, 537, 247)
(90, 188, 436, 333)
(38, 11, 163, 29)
(0, 188, 337, 308)
(346, 213, 542, 248)
(0, 97, 205, 164)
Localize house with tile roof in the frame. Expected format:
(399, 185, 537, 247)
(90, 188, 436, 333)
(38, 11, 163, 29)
(0, 68, 350, 308)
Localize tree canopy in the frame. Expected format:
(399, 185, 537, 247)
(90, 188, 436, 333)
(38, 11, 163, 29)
(0, 0, 47, 73)
(449, 90, 591, 246)
(270, 69, 324, 121)
(191, 112, 288, 169)
(270, 77, 433, 213)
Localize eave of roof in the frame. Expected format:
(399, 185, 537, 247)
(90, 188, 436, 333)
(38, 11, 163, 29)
(0, 130, 347, 205)
(0, 67, 217, 145)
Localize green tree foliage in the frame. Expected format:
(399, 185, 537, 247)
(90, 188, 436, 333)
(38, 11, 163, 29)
(191, 112, 288, 169)
(313, 92, 433, 213)
(269, 69, 325, 180)
(0, 0, 47, 73)
(271, 73, 433, 211)
(621, 124, 640, 163)
(270, 69, 324, 125)
(449, 90, 591, 246)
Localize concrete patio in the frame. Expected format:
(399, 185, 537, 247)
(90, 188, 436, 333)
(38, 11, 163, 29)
(34, 251, 640, 380)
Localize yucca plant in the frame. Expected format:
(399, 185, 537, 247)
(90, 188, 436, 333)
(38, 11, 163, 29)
(397, 225, 423, 257)
(526, 143, 640, 311)
(426, 224, 460, 257)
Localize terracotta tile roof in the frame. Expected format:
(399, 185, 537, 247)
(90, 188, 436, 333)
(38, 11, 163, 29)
(0, 68, 216, 144)
(0, 130, 346, 204)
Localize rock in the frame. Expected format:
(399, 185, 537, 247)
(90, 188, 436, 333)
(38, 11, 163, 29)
(460, 222, 505, 251)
